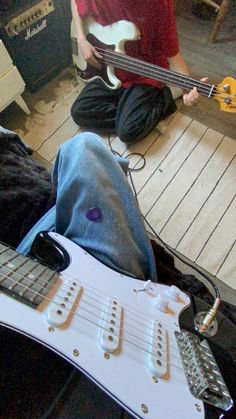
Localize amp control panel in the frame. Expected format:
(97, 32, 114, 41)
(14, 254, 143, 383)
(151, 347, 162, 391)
(4, 0, 55, 38)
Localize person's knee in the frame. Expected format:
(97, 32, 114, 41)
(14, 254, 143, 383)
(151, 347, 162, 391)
(71, 100, 84, 125)
(59, 132, 102, 157)
(117, 125, 143, 144)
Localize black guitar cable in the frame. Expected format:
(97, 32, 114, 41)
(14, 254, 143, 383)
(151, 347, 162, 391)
(108, 139, 222, 336)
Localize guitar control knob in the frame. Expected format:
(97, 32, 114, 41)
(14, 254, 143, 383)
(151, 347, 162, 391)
(153, 294, 169, 313)
(166, 285, 180, 302)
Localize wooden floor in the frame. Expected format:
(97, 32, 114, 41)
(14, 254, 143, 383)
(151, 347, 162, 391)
(98, 114, 236, 291)
(10, 76, 235, 291)
(1, 2, 236, 295)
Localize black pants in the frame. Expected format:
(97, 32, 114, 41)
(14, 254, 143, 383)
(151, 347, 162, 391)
(71, 79, 177, 144)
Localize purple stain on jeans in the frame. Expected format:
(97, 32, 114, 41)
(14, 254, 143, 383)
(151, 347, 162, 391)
(85, 207, 103, 223)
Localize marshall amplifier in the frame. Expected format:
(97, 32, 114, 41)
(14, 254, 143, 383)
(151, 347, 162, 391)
(0, 0, 72, 91)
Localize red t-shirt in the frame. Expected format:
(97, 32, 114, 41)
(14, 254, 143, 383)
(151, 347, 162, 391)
(75, 0, 179, 88)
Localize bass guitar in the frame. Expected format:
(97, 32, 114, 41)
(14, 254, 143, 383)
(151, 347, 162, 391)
(71, 17, 236, 113)
(0, 232, 235, 418)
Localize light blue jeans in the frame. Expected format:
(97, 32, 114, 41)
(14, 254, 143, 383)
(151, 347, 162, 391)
(18, 133, 157, 281)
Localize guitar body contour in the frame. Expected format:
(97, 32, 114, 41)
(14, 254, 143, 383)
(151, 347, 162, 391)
(0, 232, 235, 418)
(71, 16, 140, 89)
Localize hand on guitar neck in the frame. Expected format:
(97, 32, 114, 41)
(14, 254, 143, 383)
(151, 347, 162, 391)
(183, 77, 209, 106)
(168, 52, 208, 106)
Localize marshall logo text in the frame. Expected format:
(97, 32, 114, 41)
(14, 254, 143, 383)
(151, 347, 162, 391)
(25, 19, 47, 40)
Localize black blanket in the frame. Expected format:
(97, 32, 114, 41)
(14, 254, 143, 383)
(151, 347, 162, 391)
(0, 129, 56, 248)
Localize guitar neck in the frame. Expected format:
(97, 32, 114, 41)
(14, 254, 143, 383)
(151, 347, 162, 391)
(99, 48, 215, 98)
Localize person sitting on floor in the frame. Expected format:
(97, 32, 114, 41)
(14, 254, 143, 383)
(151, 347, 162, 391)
(71, 0, 207, 144)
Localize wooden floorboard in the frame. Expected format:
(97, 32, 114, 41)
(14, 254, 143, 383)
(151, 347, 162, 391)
(1, 2, 236, 293)
(161, 136, 236, 249)
(38, 117, 80, 162)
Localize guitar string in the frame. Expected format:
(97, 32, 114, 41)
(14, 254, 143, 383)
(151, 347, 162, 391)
(72, 39, 236, 106)
(0, 262, 183, 357)
(0, 271, 187, 373)
(72, 37, 233, 99)
(1, 253, 218, 376)
(72, 37, 210, 95)
(72, 39, 214, 95)
(0, 248, 185, 333)
(73, 40, 236, 104)
(0, 253, 169, 335)
(97, 46, 235, 98)
(0, 266, 186, 367)
(98, 49, 213, 95)
(0, 255, 184, 340)
(98, 51, 236, 105)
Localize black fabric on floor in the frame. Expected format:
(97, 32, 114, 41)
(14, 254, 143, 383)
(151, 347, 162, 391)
(0, 130, 56, 248)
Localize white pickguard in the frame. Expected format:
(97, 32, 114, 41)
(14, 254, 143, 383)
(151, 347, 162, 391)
(71, 16, 140, 89)
(0, 233, 204, 419)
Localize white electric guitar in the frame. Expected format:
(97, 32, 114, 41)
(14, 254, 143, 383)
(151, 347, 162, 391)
(0, 232, 235, 418)
(71, 16, 236, 113)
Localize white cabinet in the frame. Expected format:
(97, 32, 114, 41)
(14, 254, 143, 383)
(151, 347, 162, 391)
(0, 40, 30, 114)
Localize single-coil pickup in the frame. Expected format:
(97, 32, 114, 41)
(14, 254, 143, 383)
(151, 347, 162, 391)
(100, 298, 122, 353)
(46, 277, 82, 327)
(148, 321, 167, 377)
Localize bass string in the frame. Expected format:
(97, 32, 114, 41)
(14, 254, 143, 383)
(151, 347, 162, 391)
(99, 53, 212, 95)
(0, 267, 185, 365)
(96, 47, 236, 101)
(73, 38, 212, 95)
(73, 37, 236, 101)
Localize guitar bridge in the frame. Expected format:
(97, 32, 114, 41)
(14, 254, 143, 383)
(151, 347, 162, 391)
(175, 331, 233, 411)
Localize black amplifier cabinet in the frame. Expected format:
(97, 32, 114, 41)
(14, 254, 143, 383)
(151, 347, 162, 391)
(0, 0, 72, 91)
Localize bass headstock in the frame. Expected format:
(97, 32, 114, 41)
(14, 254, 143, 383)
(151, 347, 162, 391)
(214, 77, 236, 113)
